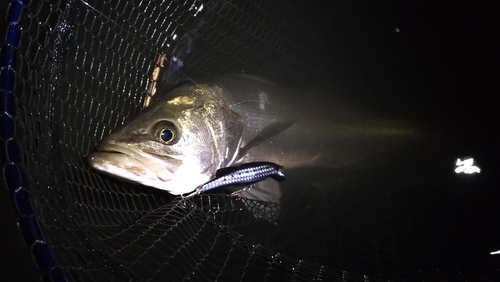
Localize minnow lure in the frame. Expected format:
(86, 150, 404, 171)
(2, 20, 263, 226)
(185, 162, 285, 197)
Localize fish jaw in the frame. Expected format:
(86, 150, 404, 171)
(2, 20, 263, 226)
(87, 152, 167, 188)
(87, 143, 202, 195)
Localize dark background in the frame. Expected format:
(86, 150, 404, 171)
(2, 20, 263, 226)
(1, 1, 498, 281)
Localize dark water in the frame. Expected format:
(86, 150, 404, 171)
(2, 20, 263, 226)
(314, 2, 500, 278)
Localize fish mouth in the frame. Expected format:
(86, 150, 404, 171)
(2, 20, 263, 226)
(87, 143, 180, 186)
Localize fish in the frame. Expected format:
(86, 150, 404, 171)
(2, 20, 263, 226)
(87, 74, 423, 206)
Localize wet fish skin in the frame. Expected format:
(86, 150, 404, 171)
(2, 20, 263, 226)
(87, 74, 422, 196)
(88, 80, 245, 195)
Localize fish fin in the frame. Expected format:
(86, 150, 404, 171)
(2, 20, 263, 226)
(231, 178, 282, 224)
(231, 178, 281, 203)
(239, 198, 280, 225)
(237, 119, 295, 160)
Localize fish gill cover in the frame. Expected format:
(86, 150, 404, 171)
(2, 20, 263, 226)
(1, 0, 499, 281)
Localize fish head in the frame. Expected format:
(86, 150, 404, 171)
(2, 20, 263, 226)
(87, 84, 244, 195)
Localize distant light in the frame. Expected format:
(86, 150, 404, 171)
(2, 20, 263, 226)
(395, 28, 400, 33)
(455, 158, 480, 174)
(173, 34, 178, 41)
(490, 250, 500, 255)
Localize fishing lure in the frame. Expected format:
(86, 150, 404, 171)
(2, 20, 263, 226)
(186, 162, 285, 197)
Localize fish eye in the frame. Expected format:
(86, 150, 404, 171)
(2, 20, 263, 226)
(160, 129, 174, 142)
(154, 121, 178, 144)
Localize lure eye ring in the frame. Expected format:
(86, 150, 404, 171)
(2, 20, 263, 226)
(154, 121, 179, 144)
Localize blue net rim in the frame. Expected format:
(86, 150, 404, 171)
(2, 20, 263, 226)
(1, 0, 67, 281)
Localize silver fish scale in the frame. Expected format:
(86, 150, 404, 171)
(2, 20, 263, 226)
(200, 164, 283, 193)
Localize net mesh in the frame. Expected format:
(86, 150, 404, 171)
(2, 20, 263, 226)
(2, 0, 499, 281)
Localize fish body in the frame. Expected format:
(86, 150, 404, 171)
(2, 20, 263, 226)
(88, 74, 421, 196)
